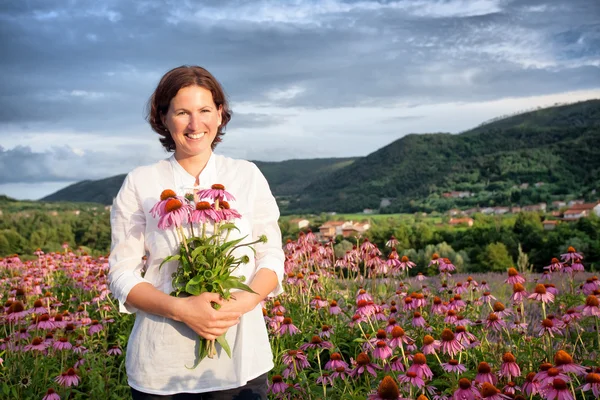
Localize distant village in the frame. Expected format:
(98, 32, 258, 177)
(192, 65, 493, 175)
(288, 199, 600, 242)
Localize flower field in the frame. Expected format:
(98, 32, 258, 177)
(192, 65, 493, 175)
(1, 233, 599, 399)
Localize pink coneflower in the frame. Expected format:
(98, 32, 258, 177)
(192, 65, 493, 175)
(271, 300, 286, 314)
(387, 356, 405, 372)
(369, 376, 403, 400)
(537, 367, 570, 388)
(196, 183, 236, 202)
(422, 335, 441, 355)
(480, 292, 496, 304)
(479, 382, 509, 400)
(455, 326, 477, 348)
(499, 353, 521, 381)
(544, 283, 559, 296)
(373, 340, 393, 360)
(453, 378, 479, 400)
(540, 378, 574, 400)
(428, 253, 441, 268)
(217, 200, 241, 220)
(399, 255, 416, 271)
(408, 353, 433, 380)
(442, 359, 466, 374)
(325, 352, 349, 370)
(445, 309, 458, 324)
(581, 277, 599, 295)
(571, 258, 584, 272)
(475, 362, 497, 385)
(6, 301, 30, 321)
(316, 372, 334, 386)
(448, 295, 466, 311)
(522, 372, 540, 397)
(528, 284, 554, 304)
(492, 302, 512, 318)
(356, 299, 376, 317)
(545, 257, 563, 272)
(24, 337, 47, 352)
(386, 318, 399, 334)
(282, 349, 310, 369)
(582, 295, 600, 317)
(440, 329, 463, 357)
(190, 201, 219, 223)
(87, 319, 103, 335)
(349, 314, 367, 327)
(28, 299, 48, 315)
(538, 318, 563, 337)
(268, 375, 287, 395)
(277, 317, 300, 336)
(561, 246, 583, 263)
(107, 345, 122, 356)
(150, 189, 186, 218)
(554, 350, 587, 376)
(52, 337, 72, 351)
(416, 272, 427, 281)
(510, 283, 528, 304)
(431, 297, 447, 315)
(310, 295, 329, 309)
(386, 236, 399, 248)
(329, 300, 342, 315)
(389, 326, 413, 349)
(331, 366, 349, 381)
(412, 312, 427, 328)
(454, 282, 467, 295)
(398, 371, 425, 389)
(350, 352, 382, 378)
(54, 368, 80, 387)
(580, 372, 600, 398)
(300, 335, 333, 351)
(505, 267, 525, 285)
(42, 388, 61, 400)
(157, 198, 191, 230)
(319, 324, 333, 338)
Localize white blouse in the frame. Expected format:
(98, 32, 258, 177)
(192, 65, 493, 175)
(108, 153, 285, 395)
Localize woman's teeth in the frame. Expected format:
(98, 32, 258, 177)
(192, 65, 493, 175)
(186, 133, 205, 139)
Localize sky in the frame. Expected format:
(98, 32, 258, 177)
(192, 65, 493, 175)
(1, 0, 599, 200)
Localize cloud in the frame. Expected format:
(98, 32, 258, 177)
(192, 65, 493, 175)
(0, 0, 599, 199)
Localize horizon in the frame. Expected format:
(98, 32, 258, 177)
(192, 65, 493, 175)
(1, 0, 599, 200)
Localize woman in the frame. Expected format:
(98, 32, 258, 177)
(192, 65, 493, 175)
(108, 65, 285, 399)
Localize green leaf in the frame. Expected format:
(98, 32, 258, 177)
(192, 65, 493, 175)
(216, 333, 232, 358)
(158, 254, 180, 270)
(185, 281, 201, 296)
(221, 279, 258, 294)
(219, 222, 240, 233)
(191, 245, 212, 259)
(219, 236, 248, 252)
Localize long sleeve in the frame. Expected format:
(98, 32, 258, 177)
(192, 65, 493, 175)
(250, 163, 285, 297)
(108, 171, 151, 314)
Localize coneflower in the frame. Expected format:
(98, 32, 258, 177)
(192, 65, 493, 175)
(505, 267, 526, 284)
(276, 317, 300, 336)
(407, 353, 433, 380)
(480, 382, 510, 400)
(368, 376, 402, 400)
(268, 375, 287, 394)
(453, 378, 478, 400)
(485, 313, 506, 332)
(554, 350, 587, 376)
(560, 246, 583, 263)
(510, 283, 528, 304)
(398, 371, 425, 389)
(350, 352, 382, 378)
(579, 372, 600, 398)
(540, 378, 574, 400)
(528, 284, 554, 304)
(421, 334, 441, 355)
(499, 353, 521, 380)
(441, 359, 466, 374)
(440, 328, 463, 357)
(582, 294, 600, 317)
(475, 361, 497, 385)
(54, 368, 80, 387)
(325, 352, 348, 370)
(538, 318, 563, 337)
(522, 371, 540, 397)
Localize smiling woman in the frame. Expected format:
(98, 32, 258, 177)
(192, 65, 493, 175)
(109, 66, 285, 399)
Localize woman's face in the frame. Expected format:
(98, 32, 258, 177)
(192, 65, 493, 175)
(163, 85, 222, 160)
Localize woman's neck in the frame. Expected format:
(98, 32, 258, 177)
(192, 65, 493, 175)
(174, 152, 212, 185)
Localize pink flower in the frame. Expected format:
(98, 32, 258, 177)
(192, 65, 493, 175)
(582, 295, 600, 317)
(398, 371, 425, 389)
(107, 345, 122, 356)
(499, 353, 521, 381)
(42, 388, 61, 400)
(561, 246, 583, 262)
(479, 382, 510, 400)
(475, 362, 497, 386)
(190, 201, 219, 223)
(453, 378, 479, 400)
(157, 198, 191, 230)
(329, 300, 342, 315)
(554, 350, 587, 376)
(196, 183, 236, 202)
(505, 267, 525, 285)
(442, 359, 466, 374)
(407, 353, 433, 380)
(150, 189, 186, 218)
(421, 335, 441, 355)
(54, 368, 80, 387)
(217, 200, 241, 221)
(325, 352, 348, 370)
(276, 317, 300, 336)
(540, 378, 574, 400)
(299, 336, 333, 351)
(24, 337, 47, 352)
(372, 340, 393, 360)
(579, 372, 600, 398)
(268, 375, 287, 394)
(440, 328, 464, 357)
(52, 337, 72, 351)
(350, 353, 382, 378)
(528, 284, 554, 303)
(87, 320, 103, 335)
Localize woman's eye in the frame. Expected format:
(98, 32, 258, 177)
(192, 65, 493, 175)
(177, 111, 187, 116)
(201, 109, 210, 113)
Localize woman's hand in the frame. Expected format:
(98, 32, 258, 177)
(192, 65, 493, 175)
(177, 292, 241, 340)
(219, 291, 260, 315)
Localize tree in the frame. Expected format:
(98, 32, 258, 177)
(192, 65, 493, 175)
(480, 242, 514, 272)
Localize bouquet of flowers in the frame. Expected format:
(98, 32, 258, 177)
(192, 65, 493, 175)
(151, 184, 266, 368)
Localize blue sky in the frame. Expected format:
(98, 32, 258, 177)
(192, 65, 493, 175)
(1, 0, 599, 200)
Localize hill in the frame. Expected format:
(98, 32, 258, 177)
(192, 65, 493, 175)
(38, 100, 600, 213)
(40, 157, 358, 204)
(283, 99, 600, 213)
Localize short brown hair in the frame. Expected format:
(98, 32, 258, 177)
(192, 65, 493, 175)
(146, 65, 232, 152)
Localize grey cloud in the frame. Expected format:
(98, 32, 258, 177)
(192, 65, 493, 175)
(227, 112, 287, 129)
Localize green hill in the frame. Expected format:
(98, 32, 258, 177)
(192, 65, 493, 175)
(38, 100, 600, 213)
(283, 100, 600, 213)
(40, 158, 358, 205)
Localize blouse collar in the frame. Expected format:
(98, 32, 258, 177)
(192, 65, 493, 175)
(169, 152, 217, 196)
